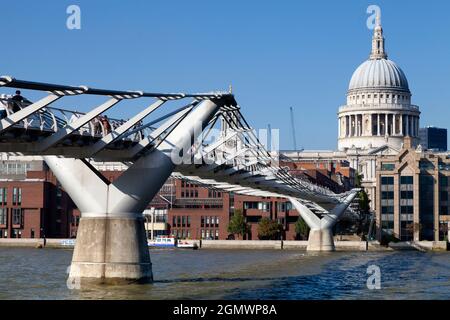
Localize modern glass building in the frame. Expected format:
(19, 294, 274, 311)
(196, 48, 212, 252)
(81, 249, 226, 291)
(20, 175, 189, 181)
(419, 126, 447, 151)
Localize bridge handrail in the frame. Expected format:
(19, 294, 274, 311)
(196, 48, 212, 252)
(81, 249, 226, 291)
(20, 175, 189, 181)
(0, 98, 151, 142)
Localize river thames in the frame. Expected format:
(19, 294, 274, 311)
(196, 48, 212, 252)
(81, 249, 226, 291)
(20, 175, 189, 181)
(0, 247, 448, 300)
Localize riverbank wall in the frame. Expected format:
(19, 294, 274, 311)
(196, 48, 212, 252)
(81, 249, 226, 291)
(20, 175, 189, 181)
(199, 240, 386, 251)
(0, 238, 75, 248)
(1, 238, 447, 251)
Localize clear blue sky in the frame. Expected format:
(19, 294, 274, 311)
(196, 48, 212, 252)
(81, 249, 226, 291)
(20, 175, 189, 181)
(2, 0, 450, 150)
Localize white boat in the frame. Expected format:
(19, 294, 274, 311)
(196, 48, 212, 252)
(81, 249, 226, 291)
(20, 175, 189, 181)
(148, 236, 177, 248)
(176, 240, 198, 249)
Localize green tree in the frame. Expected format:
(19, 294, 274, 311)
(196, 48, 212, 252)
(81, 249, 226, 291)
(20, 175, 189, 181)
(358, 189, 370, 214)
(294, 217, 310, 240)
(355, 173, 363, 188)
(257, 217, 282, 240)
(227, 209, 249, 239)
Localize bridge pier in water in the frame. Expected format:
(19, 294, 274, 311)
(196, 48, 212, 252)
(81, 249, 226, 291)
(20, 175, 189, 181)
(44, 99, 222, 285)
(289, 192, 358, 252)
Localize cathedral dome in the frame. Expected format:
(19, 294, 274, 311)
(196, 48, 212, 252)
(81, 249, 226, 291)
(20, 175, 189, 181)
(338, 14, 421, 152)
(349, 58, 409, 92)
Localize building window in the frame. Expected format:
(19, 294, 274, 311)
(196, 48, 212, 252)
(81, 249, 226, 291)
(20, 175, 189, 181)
(400, 176, 413, 184)
(381, 221, 394, 231)
(12, 208, 23, 226)
(381, 163, 395, 171)
(381, 176, 394, 185)
(381, 191, 394, 200)
(400, 175, 414, 240)
(439, 221, 449, 241)
(0, 187, 7, 205)
(400, 191, 414, 199)
(13, 188, 17, 205)
(400, 222, 414, 241)
(381, 206, 394, 214)
(419, 175, 435, 240)
(0, 208, 6, 225)
(381, 175, 394, 233)
(12, 229, 21, 239)
(201, 216, 205, 227)
(12, 187, 22, 206)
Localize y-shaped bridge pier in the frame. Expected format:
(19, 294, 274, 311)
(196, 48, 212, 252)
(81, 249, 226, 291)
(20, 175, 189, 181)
(0, 76, 359, 284)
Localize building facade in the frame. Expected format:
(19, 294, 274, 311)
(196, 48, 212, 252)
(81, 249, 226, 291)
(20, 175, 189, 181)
(0, 158, 77, 239)
(376, 137, 450, 242)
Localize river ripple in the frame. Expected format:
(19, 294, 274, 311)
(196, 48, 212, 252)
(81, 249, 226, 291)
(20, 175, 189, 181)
(0, 247, 448, 299)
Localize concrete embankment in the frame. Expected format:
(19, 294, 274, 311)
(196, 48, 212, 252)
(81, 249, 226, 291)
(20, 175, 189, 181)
(388, 241, 448, 251)
(0, 238, 75, 248)
(0, 238, 447, 251)
(200, 240, 389, 251)
(200, 240, 284, 249)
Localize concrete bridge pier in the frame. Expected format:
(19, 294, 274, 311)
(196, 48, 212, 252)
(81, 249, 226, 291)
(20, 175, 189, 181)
(70, 213, 152, 284)
(289, 191, 358, 252)
(44, 99, 223, 285)
(306, 228, 335, 252)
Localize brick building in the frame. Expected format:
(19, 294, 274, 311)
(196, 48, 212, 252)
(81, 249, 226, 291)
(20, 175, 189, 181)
(0, 159, 76, 239)
(151, 160, 354, 241)
(162, 179, 301, 240)
(280, 157, 356, 193)
(0, 156, 356, 241)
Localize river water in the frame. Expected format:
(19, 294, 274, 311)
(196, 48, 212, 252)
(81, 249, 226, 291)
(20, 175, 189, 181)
(0, 247, 448, 299)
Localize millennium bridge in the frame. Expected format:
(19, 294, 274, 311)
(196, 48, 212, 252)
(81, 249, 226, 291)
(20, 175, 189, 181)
(0, 76, 358, 284)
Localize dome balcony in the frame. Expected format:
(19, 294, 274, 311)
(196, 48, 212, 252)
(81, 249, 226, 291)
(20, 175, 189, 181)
(338, 104, 420, 113)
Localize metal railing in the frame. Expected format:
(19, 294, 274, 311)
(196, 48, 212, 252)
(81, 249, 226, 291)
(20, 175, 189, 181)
(0, 98, 150, 142)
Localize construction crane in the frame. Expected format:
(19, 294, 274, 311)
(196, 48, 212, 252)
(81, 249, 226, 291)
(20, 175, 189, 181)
(290, 107, 297, 150)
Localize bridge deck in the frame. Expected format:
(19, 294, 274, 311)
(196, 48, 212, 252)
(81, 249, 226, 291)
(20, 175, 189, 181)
(0, 76, 357, 210)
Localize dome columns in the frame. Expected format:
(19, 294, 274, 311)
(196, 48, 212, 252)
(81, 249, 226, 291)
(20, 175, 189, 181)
(338, 111, 420, 146)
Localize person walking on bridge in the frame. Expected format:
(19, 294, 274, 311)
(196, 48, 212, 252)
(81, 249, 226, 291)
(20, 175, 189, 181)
(101, 115, 111, 135)
(0, 94, 8, 119)
(11, 90, 24, 113)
